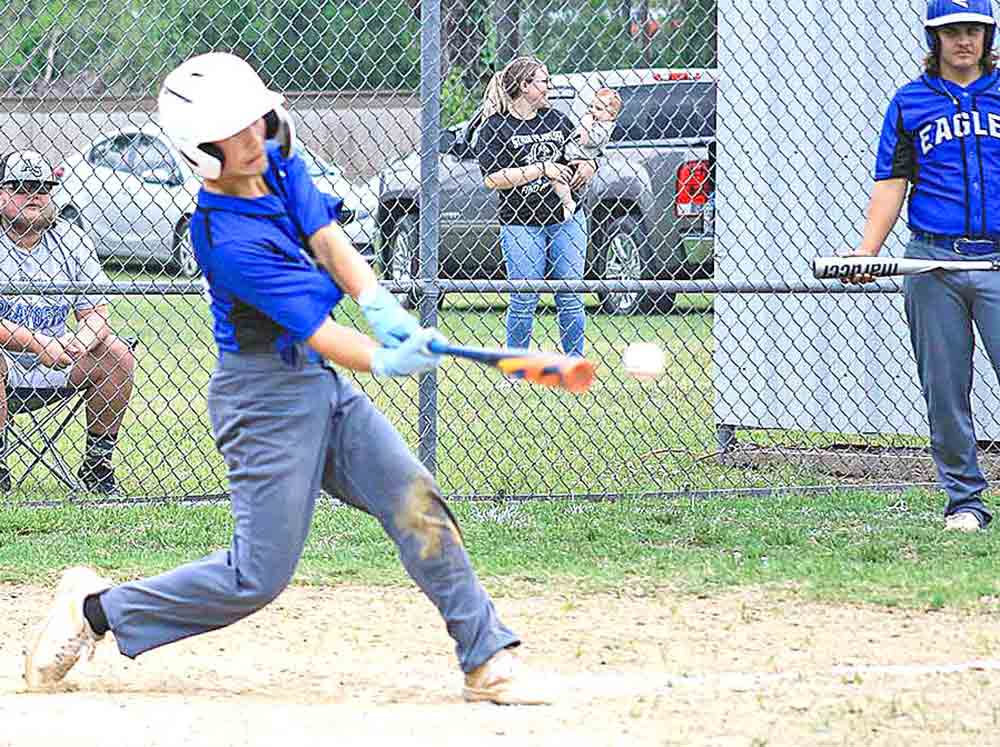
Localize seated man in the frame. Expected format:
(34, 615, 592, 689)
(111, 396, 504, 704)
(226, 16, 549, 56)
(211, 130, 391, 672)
(0, 150, 135, 494)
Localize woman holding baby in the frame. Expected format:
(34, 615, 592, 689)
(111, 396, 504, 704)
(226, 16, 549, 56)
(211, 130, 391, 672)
(475, 56, 620, 357)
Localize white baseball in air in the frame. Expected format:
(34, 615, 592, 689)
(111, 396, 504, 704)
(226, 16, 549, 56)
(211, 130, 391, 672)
(621, 342, 665, 381)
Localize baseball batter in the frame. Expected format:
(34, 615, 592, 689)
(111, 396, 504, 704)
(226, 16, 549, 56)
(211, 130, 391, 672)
(24, 53, 549, 705)
(848, 0, 1000, 531)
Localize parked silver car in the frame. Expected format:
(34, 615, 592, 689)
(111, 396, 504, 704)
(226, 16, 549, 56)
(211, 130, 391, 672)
(53, 125, 378, 277)
(377, 68, 716, 314)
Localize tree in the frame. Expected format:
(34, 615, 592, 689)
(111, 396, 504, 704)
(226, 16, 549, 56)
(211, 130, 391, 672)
(403, 0, 488, 86)
(494, 0, 519, 67)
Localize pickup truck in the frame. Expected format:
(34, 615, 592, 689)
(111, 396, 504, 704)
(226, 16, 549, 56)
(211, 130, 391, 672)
(376, 67, 716, 314)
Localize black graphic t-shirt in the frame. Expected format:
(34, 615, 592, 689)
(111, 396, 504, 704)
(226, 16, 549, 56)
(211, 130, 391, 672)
(476, 109, 577, 226)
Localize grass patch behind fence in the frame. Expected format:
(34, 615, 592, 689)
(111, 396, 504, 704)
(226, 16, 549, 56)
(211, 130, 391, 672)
(0, 286, 938, 501)
(1, 289, 762, 500)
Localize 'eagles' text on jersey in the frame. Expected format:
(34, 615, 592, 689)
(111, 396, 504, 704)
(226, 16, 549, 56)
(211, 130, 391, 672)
(876, 71, 1000, 237)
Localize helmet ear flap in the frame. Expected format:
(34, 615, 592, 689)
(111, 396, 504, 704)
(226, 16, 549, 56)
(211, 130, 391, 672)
(199, 143, 224, 166)
(195, 143, 225, 179)
(176, 144, 223, 180)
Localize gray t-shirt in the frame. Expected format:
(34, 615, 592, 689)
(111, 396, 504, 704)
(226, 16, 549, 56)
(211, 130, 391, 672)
(0, 220, 109, 381)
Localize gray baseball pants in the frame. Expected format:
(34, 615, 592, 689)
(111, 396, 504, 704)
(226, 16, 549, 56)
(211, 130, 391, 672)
(904, 236, 998, 526)
(100, 351, 518, 672)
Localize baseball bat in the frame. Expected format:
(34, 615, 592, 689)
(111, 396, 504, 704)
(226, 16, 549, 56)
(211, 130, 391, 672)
(812, 256, 1000, 280)
(427, 339, 596, 394)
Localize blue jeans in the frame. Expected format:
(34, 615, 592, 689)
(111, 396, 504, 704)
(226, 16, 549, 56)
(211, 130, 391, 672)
(500, 211, 587, 356)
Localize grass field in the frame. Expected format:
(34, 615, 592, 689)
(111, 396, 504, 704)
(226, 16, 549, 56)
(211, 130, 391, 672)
(2, 487, 998, 607)
(0, 282, 891, 502)
(3, 275, 996, 605)
(5, 280, 1000, 747)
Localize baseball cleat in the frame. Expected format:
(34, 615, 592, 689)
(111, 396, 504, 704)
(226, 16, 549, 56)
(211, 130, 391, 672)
(24, 566, 111, 689)
(945, 512, 982, 532)
(463, 648, 552, 705)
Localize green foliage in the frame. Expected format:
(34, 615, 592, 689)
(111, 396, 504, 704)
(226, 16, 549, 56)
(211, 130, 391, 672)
(441, 65, 484, 127)
(0, 0, 714, 94)
(524, 0, 717, 73)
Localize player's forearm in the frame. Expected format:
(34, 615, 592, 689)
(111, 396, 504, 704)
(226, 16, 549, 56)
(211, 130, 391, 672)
(308, 222, 380, 301)
(0, 322, 45, 354)
(306, 316, 377, 372)
(859, 179, 908, 255)
(485, 163, 545, 190)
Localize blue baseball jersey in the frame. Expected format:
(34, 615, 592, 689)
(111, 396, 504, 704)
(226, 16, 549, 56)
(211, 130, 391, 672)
(876, 71, 1000, 237)
(190, 142, 344, 365)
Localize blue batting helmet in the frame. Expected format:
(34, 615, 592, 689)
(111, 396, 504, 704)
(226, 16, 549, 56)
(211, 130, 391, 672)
(925, 0, 997, 50)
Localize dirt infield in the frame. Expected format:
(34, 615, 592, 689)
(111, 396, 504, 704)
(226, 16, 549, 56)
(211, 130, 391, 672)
(1, 583, 998, 746)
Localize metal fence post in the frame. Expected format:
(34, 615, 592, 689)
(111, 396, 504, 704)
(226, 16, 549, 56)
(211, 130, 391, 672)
(418, 0, 442, 475)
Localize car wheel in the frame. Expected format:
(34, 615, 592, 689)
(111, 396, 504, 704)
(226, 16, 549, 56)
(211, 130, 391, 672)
(173, 216, 200, 278)
(595, 215, 674, 315)
(384, 213, 443, 311)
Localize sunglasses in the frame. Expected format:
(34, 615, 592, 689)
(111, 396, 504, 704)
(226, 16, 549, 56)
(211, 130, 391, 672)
(4, 181, 53, 195)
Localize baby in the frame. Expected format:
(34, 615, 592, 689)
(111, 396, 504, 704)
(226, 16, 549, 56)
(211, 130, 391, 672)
(553, 87, 623, 222)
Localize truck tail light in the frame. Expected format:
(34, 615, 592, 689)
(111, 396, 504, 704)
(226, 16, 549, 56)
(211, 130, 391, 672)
(675, 159, 711, 217)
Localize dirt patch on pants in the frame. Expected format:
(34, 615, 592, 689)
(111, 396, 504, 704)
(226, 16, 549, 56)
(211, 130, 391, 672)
(2, 583, 999, 746)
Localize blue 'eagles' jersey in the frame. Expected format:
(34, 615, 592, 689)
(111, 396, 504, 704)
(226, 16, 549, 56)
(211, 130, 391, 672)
(190, 142, 344, 365)
(876, 71, 1000, 237)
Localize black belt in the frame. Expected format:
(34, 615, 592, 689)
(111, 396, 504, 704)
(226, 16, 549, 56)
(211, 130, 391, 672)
(912, 231, 1000, 256)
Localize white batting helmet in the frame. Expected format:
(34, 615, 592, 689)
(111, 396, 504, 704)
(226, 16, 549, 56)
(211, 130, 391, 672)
(157, 53, 295, 179)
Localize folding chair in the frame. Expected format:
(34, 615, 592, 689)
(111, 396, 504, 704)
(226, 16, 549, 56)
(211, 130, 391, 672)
(5, 385, 90, 493)
(3, 336, 138, 495)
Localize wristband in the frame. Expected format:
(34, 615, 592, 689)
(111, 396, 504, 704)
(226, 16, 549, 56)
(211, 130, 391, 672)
(356, 284, 378, 307)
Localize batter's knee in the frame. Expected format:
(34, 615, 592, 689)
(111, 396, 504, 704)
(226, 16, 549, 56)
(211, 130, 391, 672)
(236, 566, 293, 611)
(393, 474, 463, 560)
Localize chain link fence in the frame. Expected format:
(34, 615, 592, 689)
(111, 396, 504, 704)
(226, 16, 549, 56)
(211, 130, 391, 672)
(0, 0, 983, 503)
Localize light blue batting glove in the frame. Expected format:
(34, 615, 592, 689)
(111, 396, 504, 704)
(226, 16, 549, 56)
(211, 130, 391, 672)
(359, 285, 420, 349)
(371, 328, 446, 378)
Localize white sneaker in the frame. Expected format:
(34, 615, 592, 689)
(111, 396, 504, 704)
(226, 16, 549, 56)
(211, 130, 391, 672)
(24, 566, 111, 689)
(945, 512, 982, 532)
(463, 648, 553, 705)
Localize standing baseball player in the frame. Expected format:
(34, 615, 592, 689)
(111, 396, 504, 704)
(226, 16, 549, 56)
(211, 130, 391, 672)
(24, 52, 549, 705)
(848, 0, 1000, 531)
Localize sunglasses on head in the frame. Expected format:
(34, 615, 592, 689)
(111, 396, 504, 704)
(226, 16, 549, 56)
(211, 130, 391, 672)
(3, 181, 53, 195)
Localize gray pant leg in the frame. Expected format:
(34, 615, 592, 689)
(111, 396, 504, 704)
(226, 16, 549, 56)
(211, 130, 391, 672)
(966, 271, 1000, 525)
(101, 364, 335, 657)
(904, 271, 992, 523)
(322, 375, 518, 673)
